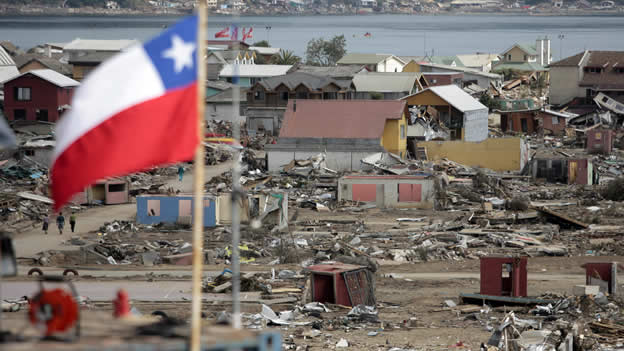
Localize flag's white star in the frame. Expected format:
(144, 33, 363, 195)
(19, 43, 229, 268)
(162, 35, 196, 73)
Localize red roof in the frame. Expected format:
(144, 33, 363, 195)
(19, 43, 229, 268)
(279, 100, 406, 139)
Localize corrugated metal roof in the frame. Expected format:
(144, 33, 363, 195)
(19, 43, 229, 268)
(418, 62, 501, 79)
(0, 45, 15, 66)
(456, 53, 500, 67)
(258, 72, 351, 91)
(3, 69, 79, 87)
(353, 72, 419, 93)
(279, 100, 405, 139)
(249, 46, 281, 55)
(219, 64, 292, 78)
(64, 39, 138, 51)
(337, 53, 391, 65)
(403, 85, 487, 113)
(0, 66, 19, 84)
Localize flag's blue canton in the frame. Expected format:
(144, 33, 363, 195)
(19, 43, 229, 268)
(144, 15, 198, 91)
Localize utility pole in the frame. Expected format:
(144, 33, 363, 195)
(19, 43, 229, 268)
(558, 33, 565, 60)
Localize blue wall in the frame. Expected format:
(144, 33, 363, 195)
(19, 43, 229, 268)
(136, 196, 216, 227)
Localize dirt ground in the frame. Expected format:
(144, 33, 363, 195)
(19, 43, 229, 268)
(4, 162, 624, 350)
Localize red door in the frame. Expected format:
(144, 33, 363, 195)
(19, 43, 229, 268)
(398, 183, 422, 202)
(352, 184, 376, 202)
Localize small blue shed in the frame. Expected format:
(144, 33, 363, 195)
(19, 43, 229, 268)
(136, 194, 216, 227)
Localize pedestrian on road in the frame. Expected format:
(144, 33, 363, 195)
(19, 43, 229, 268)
(56, 213, 65, 235)
(178, 166, 185, 182)
(42, 216, 49, 235)
(70, 213, 77, 233)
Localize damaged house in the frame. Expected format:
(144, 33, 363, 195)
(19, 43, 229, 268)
(525, 150, 596, 185)
(498, 107, 577, 135)
(266, 100, 408, 171)
(401, 84, 489, 142)
(338, 175, 436, 209)
(548, 50, 624, 106)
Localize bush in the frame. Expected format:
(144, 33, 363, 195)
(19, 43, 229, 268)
(601, 177, 624, 201)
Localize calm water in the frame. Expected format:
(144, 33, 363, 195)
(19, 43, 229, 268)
(1, 14, 623, 59)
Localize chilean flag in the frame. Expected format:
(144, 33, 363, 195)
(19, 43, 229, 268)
(51, 15, 200, 211)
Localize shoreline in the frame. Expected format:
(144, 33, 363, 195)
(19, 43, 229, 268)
(0, 9, 623, 18)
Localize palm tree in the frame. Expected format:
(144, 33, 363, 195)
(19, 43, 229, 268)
(271, 50, 301, 65)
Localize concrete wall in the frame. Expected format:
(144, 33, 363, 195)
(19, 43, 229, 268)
(418, 137, 527, 171)
(246, 107, 285, 135)
(205, 103, 245, 123)
(549, 66, 583, 106)
(463, 109, 489, 142)
(268, 150, 376, 171)
(136, 195, 216, 227)
(338, 176, 435, 208)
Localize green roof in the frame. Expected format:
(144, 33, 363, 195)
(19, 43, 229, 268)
(505, 43, 537, 56)
(492, 61, 548, 72)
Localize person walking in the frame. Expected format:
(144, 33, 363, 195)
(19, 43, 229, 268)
(42, 216, 49, 235)
(178, 166, 185, 182)
(56, 213, 65, 235)
(70, 213, 77, 233)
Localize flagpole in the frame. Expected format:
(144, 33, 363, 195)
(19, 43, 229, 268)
(191, 2, 207, 351)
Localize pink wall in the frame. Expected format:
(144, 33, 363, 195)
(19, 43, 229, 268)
(352, 184, 376, 202)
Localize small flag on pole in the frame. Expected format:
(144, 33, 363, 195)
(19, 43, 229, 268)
(243, 27, 253, 41)
(51, 15, 200, 211)
(215, 26, 230, 38)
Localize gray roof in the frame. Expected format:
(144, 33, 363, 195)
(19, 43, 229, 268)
(352, 72, 420, 93)
(3, 69, 79, 87)
(206, 87, 248, 103)
(337, 53, 392, 65)
(219, 64, 293, 78)
(402, 85, 487, 112)
(13, 54, 72, 75)
(418, 62, 501, 79)
(206, 80, 233, 91)
(68, 51, 116, 64)
(257, 71, 351, 91)
(295, 65, 365, 79)
(64, 39, 138, 52)
(0, 45, 15, 66)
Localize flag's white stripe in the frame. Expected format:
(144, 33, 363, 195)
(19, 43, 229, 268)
(53, 45, 166, 161)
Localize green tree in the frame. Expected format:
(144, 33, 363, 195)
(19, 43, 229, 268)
(305, 35, 346, 66)
(479, 93, 500, 111)
(252, 40, 270, 47)
(271, 49, 301, 65)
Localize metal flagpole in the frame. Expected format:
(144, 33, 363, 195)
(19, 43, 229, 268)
(231, 14, 242, 331)
(191, 2, 207, 351)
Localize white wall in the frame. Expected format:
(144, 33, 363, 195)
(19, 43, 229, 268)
(463, 109, 489, 142)
(548, 66, 583, 106)
(377, 57, 405, 73)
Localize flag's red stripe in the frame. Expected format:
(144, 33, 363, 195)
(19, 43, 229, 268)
(51, 83, 198, 211)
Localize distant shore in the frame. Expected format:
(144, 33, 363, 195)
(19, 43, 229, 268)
(0, 7, 623, 17)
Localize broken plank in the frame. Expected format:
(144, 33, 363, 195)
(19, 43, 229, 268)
(536, 207, 589, 229)
(213, 272, 257, 293)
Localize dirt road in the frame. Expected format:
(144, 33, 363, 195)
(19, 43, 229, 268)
(12, 161, 234, 258)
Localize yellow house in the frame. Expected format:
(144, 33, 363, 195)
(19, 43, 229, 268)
(275, 99, 408, 160)
(402, 59, 423, 73)
(381, 112, 407, 157)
